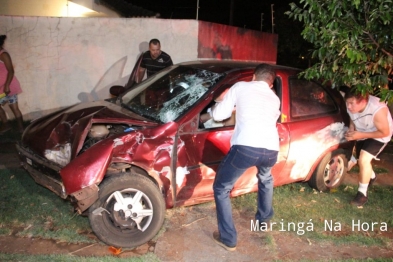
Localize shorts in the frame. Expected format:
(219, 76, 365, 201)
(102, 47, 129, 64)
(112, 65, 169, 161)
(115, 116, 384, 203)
(0, 94, 18, 105)
(355, 139, 387, 160)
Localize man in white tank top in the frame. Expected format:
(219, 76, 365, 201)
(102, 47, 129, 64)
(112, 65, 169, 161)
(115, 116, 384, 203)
(344, 89, 393, 206)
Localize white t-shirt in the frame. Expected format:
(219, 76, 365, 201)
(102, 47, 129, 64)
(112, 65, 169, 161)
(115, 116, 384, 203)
(212, 80, 281, 150)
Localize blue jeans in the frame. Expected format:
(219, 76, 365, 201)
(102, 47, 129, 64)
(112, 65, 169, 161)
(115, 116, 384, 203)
(213, 145, 278, 247)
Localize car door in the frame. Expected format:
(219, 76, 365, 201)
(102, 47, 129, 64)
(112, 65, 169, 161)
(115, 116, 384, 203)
(281, 77, 347, 183)
(174, 74, 289, 206)
(124, 52, 144, 90)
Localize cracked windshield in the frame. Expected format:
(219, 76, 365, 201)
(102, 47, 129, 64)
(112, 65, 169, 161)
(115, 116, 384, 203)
(121, 66, 224, 123)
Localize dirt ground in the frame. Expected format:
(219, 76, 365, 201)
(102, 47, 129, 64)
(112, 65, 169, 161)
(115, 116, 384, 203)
(1, 142, 393, 261)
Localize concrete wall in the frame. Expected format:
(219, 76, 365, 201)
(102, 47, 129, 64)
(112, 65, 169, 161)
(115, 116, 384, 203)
(0, 16, 199, 120)
(1, 15, 277, 121)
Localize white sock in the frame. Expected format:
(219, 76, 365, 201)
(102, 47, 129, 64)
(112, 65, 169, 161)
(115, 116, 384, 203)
(358, 183, 368, 196)
(350, 155, 357, 163)
(371, 170, 376, 179)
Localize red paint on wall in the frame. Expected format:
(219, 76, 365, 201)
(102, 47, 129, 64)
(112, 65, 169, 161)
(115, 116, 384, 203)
(198, 21, 278, 63)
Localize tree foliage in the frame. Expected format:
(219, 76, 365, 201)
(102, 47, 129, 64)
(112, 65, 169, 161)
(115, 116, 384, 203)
(286, 0, 393, 103)
(275, 0, 314, 69)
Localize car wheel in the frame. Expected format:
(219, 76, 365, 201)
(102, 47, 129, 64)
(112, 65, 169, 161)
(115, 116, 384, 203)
(88, 172, 165, 248)
(308, 149, 348, 192)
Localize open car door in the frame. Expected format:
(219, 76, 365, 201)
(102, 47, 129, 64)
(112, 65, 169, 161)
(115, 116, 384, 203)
(124, 52, 144, 90)
(110, 52, 144, 96)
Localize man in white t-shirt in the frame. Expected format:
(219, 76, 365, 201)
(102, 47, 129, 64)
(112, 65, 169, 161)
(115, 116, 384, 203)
(210, 64, 280, 251)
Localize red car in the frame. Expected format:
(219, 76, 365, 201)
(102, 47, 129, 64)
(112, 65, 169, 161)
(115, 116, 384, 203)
(16, 60, 354, 248)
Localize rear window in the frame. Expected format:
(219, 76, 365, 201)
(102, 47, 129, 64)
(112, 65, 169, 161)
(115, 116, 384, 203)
(289, 78, 337, 119)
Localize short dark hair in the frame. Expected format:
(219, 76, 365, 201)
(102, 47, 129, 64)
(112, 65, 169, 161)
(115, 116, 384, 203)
(254, 63, 276, 86)
(339, 85, 351, 95)
(149, 38, 160, 46)
(344, 87, 369, 101)
(0, 35, 6, 47)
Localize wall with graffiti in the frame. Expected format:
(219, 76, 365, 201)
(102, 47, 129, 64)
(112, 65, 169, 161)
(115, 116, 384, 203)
(198, 21, 277, 63)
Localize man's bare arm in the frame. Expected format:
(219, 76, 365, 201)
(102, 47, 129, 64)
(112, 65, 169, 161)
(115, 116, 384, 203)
(372, 107, 391, 138)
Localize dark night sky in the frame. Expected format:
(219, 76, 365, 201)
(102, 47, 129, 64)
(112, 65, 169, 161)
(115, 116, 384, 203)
(125, 0, 294, 33)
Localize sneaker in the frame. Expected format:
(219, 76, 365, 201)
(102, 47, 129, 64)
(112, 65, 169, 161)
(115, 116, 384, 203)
(369, 176, 377, 187)
(350, 191, 368, 206)
(212, 231, 236, 251)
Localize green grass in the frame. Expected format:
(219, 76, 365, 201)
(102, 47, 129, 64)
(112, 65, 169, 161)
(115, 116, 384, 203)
(0, 253, 160, 262)
(232, 182, 393, 246)
(349, 165, 389, 174)
(0, 168, 92, 244)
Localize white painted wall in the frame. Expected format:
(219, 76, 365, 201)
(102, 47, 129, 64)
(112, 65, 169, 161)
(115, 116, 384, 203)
(0, 16, 198, 120)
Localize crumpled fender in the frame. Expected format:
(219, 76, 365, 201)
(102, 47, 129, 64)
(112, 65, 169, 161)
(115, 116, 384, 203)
(61, 122, 179, 196)
(60, 136, 128, 195)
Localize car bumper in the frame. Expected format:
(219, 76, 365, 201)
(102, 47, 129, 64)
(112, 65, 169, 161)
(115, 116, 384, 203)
(16, 142, 67, 199)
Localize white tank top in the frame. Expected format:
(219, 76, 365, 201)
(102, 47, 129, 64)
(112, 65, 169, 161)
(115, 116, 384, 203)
(348, 95, 393, 143)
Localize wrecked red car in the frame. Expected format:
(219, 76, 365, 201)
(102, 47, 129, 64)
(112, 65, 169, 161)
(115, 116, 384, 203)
(16, 60, 354, 248)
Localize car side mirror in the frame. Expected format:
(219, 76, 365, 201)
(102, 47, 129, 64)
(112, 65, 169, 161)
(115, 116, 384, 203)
(110, 85, 126, 97)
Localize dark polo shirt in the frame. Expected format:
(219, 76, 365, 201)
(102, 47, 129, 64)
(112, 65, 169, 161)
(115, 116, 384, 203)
(140, 51, 173, 77)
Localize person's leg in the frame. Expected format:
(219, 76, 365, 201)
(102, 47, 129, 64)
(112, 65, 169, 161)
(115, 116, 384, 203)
(357, 139, 387, 186)
(255, 149, 277, 223)
(348, 145, 358, 171)
(8, 102, 24, 132)
(0, 102, 12, 133)
(351, 139, 387, 205)
(357, 150, 375, 186)
(213, 145, 257, 247)
(0, 106, 8, 123)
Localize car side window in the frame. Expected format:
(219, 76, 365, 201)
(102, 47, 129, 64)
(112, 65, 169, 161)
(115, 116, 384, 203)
(198, 74, 252, 129)
(289, 78, 337, 118)
(198, 84, 236, 129)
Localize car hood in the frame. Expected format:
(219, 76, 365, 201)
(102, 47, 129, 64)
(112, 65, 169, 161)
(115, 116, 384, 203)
(21, 100, 158, 160)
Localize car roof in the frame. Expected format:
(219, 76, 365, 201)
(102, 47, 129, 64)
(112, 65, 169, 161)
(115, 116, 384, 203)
(177, 60, 301, 74)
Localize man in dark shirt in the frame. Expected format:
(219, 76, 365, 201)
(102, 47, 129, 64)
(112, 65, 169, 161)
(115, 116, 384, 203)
(137, 39, 173, 83)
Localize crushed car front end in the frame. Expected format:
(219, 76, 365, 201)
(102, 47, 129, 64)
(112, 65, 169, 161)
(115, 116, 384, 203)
(16, 100, 159, 213)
